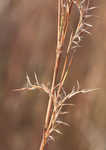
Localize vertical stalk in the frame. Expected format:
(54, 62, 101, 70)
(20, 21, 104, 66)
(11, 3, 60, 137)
(39, 1, 61, 150)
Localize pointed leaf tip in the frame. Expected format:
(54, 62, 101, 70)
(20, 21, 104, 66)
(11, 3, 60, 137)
(26, 73, 32, 87)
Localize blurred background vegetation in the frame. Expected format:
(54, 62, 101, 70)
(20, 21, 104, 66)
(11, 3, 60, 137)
(0, 0, 106, 150)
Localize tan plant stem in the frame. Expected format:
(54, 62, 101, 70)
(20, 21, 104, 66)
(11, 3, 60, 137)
(39, 40, 62, 150)
(39, 134, 45, 150)
(39, 1, 62, 150)
(40, 3, 75, 147)
(56, 32, 73, 99)
(56, 2, 74, 99)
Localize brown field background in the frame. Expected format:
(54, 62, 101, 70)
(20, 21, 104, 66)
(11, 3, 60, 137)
(0, 0, 106, 150)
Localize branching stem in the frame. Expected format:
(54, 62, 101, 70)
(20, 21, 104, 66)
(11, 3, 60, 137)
(39, 0, 92, 150)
